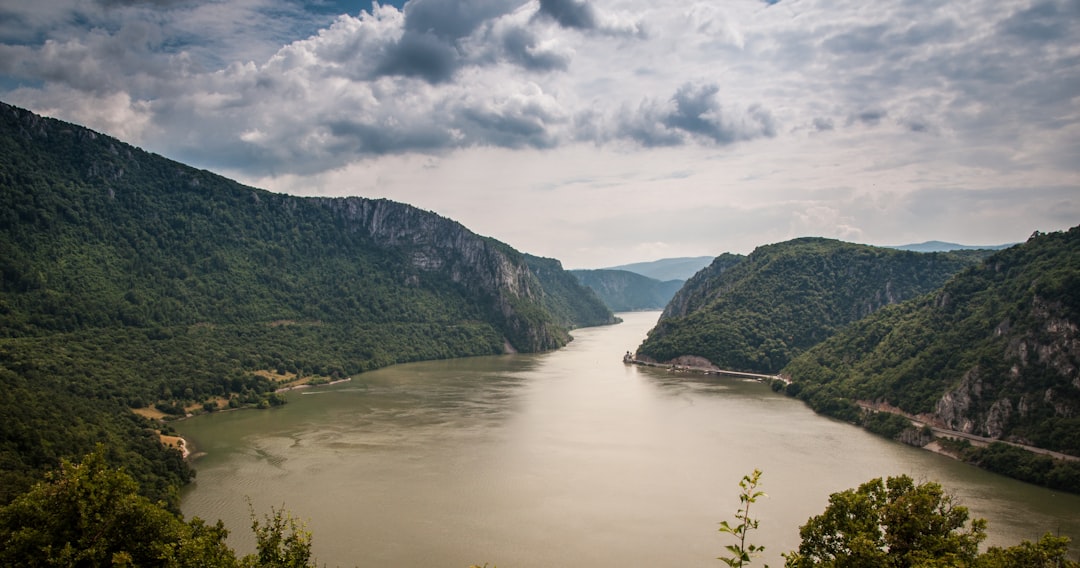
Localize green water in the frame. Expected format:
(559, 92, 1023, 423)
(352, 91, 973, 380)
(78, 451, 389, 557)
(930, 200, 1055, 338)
(177, 311, 1080, 566)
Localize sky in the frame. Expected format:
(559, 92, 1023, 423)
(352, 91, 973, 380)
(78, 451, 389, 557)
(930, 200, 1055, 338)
(1, 0, 1078, 269)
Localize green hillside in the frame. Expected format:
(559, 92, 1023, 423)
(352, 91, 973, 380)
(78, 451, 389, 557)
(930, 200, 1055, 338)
(636, 239, 987, 373)
(570, 269, 683, 312)
(783, 229, 1080, 458)
(0, 102, 613, 505)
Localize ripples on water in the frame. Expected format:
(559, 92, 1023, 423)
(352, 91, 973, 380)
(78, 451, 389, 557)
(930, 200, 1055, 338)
(178, 312, 1080, 567)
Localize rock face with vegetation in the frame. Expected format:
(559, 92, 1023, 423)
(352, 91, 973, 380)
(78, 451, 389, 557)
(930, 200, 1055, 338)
(570, 269, 684, 312)
(636, 238, 985, 373)
(0, 101, 613, 505)
(783, 228, 1080, 460)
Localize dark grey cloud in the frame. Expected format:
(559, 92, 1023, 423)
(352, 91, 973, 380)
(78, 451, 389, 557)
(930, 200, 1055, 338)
(325, 117, 454, 156)
(374, 30, 461, 83)
(618, 82, 776, 147)
(850, 109, 887, 126)
(498, 26, 570, 71)
(1001, 0, 1080, 41)
(404, 0, 522, 40)
(537, 0, 597, 30)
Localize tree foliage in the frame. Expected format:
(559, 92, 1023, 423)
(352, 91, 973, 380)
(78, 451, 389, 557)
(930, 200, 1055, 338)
(779, 228, 1080, 490)
(638, 238, 985, 373)
(0, 101, 613, 505)
(0, 447, 315, 567)
(784, 475, 987, 567)
(718, 469, 768, 567)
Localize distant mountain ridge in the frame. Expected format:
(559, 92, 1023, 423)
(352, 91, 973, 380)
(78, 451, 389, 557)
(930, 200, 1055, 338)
(570, 269, 683, 312)
(603, 256, 714, 281)
(887, 240, 1016, 252)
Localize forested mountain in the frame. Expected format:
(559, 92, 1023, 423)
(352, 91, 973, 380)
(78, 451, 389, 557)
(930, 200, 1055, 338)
(570, 269, 683, 312)
(603, 256, 714, 281)
(783, 228, 1080, 459)
(659, 253, 746, 319)
(0, 101, 614, 505)
(635, 238, 989, 373)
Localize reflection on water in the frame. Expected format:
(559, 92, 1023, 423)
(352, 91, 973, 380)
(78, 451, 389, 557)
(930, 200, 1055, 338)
(178, 312, 1080, 567)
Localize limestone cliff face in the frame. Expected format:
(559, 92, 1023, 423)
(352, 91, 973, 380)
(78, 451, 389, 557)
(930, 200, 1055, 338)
(933, 293, 1080, 443)
(321, 197, 607, 352)
(0, 100, 611, 353)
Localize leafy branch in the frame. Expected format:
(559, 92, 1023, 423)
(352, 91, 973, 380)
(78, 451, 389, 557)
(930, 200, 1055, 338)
(718, 469, 767, 567)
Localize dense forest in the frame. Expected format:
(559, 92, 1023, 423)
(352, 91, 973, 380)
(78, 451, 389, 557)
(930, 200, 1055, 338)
(781, 228, 1080, 488)
(636, 238, 988, 372)
(570, 268, 683, 312)
(0, 101, 614, 506)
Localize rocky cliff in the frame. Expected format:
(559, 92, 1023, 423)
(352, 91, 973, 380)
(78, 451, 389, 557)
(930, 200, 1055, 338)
(783, 228, 1080, 456)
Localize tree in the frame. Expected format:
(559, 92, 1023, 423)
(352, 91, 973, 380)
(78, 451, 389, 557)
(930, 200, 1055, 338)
(241, 505, 315, 568)
(784, 475, 986, 567)
(976, 533, 1080, 568)
(0, 446, 235, 567)
(0, 447, 316, 567)
(718, 469, 768, 567)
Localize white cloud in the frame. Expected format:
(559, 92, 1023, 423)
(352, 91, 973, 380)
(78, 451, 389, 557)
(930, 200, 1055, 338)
(1, 0, 1078, 267)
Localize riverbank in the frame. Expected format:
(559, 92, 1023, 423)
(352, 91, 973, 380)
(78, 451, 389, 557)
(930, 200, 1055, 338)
(625, 354, 1080, 491)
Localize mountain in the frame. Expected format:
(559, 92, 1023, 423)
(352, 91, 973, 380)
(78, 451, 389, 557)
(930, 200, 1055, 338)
(604, 256, 714, 281)
(887, 240, 1016, 252)
(570, 269, 684, 312)
(635, 238, 987, 373)
(0, 101, 614, 504)
(782, 228, 1080, 459)
(659, 253, 746, 319)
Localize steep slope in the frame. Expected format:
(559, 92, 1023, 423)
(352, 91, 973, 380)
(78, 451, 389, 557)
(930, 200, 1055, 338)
(0, 101, 613, 504)
(783, 228, 1080, 456)
(604, 256, 714, 281)
(659, 253, 746, 319)
(570, 269, 683, 312)
(636, 238, 986, 373)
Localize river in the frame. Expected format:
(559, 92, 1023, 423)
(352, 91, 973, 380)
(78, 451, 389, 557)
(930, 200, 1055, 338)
(177, 311, 1080, 566)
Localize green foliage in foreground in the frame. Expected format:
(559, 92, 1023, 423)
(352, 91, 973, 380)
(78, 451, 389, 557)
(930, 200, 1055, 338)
(0, 448, 314, 567)
(718, 469, 767, 567)
(784, 475, 987, 567)
(6, 456, 1079, 567)
(716, 471, 1079, 568)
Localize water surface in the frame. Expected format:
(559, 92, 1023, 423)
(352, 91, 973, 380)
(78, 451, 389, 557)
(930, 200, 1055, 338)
(178, 311, 1080, 566)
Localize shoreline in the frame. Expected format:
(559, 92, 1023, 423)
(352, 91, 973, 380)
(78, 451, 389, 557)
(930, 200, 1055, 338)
(625, 356, 1078, 465)
(144, 376, 354, 460)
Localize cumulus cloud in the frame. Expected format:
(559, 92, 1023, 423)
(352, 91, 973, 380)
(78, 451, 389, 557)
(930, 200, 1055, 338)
(1, 0, 1078, 267)
(616, 82, 776, 146)
(537, 0, 597, 30)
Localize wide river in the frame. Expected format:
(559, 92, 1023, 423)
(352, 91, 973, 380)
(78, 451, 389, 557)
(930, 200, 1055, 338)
(177, 311, 1080, 566)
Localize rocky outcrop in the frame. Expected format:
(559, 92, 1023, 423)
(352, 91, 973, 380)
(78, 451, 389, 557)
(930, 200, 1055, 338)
(318, 197, 613, 352)
(934, 292, 1080, 443)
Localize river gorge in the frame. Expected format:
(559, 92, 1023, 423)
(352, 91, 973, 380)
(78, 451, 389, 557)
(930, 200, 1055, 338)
(177, 311, 1080, 567)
